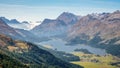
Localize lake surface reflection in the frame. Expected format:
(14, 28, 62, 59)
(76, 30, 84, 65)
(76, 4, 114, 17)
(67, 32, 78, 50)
(38, 38, 107, 56)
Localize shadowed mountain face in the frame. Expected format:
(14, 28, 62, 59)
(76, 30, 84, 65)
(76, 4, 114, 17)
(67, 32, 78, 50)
(0, 34, 83, 68)
(31, 12, 79, 38)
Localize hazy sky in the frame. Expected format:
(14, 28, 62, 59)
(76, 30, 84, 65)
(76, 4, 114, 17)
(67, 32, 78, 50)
(0, 0, 120, 22)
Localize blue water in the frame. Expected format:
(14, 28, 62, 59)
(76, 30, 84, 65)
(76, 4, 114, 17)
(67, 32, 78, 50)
(38, 38, 107, 56)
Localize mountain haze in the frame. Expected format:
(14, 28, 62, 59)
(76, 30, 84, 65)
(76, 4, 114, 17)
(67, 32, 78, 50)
(0, 17, 40, 30)
(31, 12, 79, 38)
(0, 18, 43, 43)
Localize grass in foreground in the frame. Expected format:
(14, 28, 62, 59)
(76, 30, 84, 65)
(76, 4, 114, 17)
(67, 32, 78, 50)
(71, 52, 120, 68)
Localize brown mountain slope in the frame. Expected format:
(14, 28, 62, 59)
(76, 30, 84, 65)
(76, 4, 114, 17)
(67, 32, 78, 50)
(68, 10, 120, 43)
(67, 10, 120, 57)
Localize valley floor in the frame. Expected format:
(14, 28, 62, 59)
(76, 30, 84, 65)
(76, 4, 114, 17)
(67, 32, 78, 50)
(71, 52, 120, 68)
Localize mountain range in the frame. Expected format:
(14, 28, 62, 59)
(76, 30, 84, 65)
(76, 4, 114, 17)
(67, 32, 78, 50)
(31, 10, 120, 57)
(0, 17, 40, 30)
(0, 14, 83, 68)
(0, 18, 46, 43)
(0, 10, 120, 68)
(31, 12, 80, 38)
(68, 10, 120, 42)
(67, 10, 120, 57)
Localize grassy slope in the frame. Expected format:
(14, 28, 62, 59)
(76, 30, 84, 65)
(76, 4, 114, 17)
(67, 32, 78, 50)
(72, 62, 116, 68)
(71, 52, 120, 68)
(0, 34, 83, 68)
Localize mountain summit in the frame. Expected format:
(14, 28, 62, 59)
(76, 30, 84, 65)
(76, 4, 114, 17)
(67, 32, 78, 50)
(31, 12, 79, 37)
(57, 12, 78, 25)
